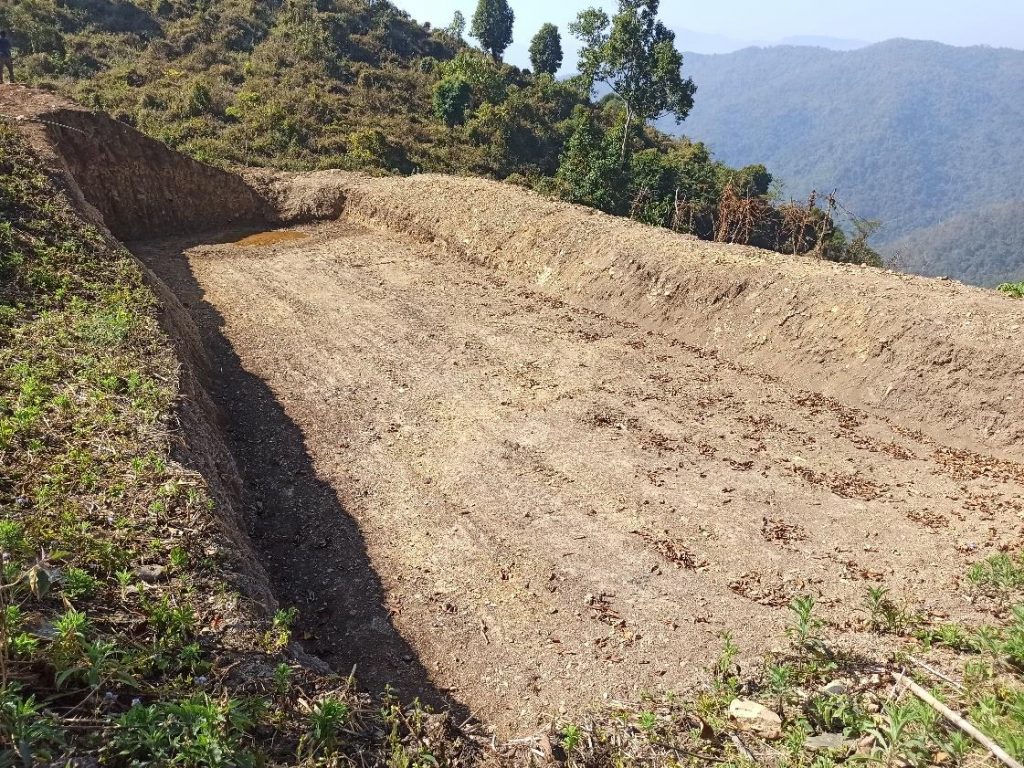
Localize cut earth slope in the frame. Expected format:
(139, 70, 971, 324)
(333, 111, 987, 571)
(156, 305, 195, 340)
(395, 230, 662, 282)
(5, 87, 1022, 736)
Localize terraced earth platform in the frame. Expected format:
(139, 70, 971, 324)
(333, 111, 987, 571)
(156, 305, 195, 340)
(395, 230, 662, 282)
(133, 223, 1024, 733)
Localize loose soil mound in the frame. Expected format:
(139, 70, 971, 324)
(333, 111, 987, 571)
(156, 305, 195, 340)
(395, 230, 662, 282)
(324, 172, 1022, 455)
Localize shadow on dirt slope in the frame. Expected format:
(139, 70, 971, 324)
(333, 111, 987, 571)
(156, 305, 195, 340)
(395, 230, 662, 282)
(133, 231, 469, 719)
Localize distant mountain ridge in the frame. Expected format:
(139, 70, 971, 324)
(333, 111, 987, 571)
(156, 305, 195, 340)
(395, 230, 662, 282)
(665, 38, 1024, 286)
(775, 35, 868, 50)
(663, 31, 871, 55)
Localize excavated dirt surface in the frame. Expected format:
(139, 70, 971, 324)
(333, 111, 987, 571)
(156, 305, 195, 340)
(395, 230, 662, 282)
(134, 222, 1024, 735)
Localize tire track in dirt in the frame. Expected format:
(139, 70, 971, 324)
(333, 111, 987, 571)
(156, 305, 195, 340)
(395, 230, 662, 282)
(136, 223, 1024, 734)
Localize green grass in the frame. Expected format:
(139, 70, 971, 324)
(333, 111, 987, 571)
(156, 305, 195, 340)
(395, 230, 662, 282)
(550, 587, 1024, 767)
(969, 551, 1024, 591)
(997, 281, 1024, 298)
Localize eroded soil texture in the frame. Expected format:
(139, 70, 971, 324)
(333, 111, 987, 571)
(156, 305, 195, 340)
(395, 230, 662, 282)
(135, 223, 1024, 734)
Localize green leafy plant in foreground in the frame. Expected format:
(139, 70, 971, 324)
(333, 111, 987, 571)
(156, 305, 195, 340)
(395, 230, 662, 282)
(787, 595, 824, 651)
(968, 551, 1024, 591)
(997, 281, 1024, 298)
(109, 695, 255, 767)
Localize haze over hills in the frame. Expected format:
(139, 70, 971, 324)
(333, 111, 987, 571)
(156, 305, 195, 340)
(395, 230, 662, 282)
(664, 31, 871, 56)
(775, 36, 869, 50)
(666, 38, 1024, 286)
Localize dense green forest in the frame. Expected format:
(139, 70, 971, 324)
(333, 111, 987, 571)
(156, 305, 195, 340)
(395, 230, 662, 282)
(893, 200, 1024, 287)
(666, 40, 1024, 286)
(0, 0, 875, 263)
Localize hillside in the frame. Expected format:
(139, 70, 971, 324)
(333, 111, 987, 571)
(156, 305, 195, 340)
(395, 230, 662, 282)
(2, 0, 888, 265)
(664, 39, 1024, 286)
(3, 0, 473, 171)
(893, 200, 1024, 286)
(4, 83, 1024, 765)
(4, 0, 1024, 760)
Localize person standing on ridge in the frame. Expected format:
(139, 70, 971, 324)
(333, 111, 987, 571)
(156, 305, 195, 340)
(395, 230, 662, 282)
(0, 31, 14, 84)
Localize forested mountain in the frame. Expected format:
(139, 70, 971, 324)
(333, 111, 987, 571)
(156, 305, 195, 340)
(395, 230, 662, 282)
(893, 200, 1024, 287)
(0, 0, 873, 263)
(664, 39, 1024, 286)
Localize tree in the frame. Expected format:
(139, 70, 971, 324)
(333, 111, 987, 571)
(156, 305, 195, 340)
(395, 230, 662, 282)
(445, 10, 466, 41)
(722, 164, 772, 198)
(827, 218, 884, 266)
(529, 23, 563, 76)
(470, 0, 514, 62)
(555, 107, 627, 213)
(570, 0, 696, 160)
(440, 50, 508, 106)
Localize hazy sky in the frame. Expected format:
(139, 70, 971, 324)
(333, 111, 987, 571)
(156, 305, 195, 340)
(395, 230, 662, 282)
(398, 1, 1024, 71)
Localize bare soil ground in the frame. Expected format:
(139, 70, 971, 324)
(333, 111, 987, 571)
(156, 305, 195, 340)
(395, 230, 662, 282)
(134, 222, 1024, 735)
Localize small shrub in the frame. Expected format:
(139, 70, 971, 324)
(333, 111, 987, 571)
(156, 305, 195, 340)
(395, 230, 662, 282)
(179, 81, 214, 118)
(968, 552, 1024, 591)
(997, 281, 1024, 298)
(0, 685, 63, 764)
(432, 75, 472, 126)
(62, 567, 99, 600)
(267, 607, 298, 650)
(864, 586, 918, 635)
(560, 723, 581, 753)
(302, 697, 351, 756)
(807, 693, 870, 737)
(345, 128, 391, 167)
(787, 595, 824, 651)
(109, 696, 254, 767)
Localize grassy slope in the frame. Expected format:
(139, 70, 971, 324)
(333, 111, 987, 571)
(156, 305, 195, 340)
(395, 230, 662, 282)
(4, 0, 868, 262)
(0, 121, 484, 766)
(6, 0, 571, 176)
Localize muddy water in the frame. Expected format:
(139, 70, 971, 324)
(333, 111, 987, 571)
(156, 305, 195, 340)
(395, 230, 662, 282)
(234, 231, 310, 247)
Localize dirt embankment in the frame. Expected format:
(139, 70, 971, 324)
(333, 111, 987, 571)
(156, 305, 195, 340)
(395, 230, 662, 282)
(267, 171, 1022, 455)
(10, 91, 1020, 458)
(1, 88, 266, 240)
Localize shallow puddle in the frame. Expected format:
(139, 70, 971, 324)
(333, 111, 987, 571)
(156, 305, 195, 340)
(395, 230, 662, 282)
(235, 230, 309, 247)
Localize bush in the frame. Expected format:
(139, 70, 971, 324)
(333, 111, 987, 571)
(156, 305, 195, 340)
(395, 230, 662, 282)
(628, 149, 678, 226)
(439, 49, 508, 107)
(178, 81, 214, 118)
(555, 107, 627, 214)
(998, 281, 1024, 298)
(432, 75, 472, 126)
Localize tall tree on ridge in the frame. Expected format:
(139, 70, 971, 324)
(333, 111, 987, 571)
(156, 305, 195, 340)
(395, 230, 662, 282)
(529, 23, 563, 75)
(470, 0, 514, 61)
(571, 0, 696, 160)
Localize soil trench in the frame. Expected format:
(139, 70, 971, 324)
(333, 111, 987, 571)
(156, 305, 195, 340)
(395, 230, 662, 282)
(134, 222, 1024, 735)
